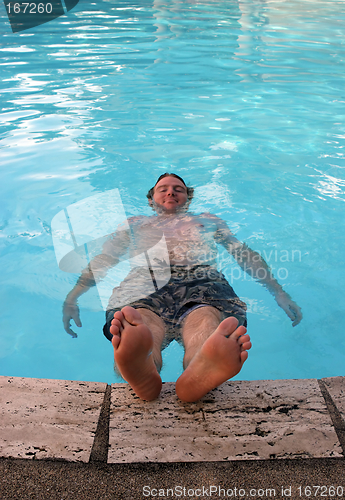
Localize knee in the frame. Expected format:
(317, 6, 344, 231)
(183, 306, 222, 330)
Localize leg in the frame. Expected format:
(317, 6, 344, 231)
(110, 306, 165, 401)
(175, 306, 251, 402)
(181, 306, 223, 369)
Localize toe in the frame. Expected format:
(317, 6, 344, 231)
(241, 340, 252, 351)
(121, 306, 143, 326)
(238, 333, 250, 344)
(230, 325, 247, 342)
(109, 324, 117, 336)
(111, 334, 121, 350)
(240, 350, 248, 364)
(216, 316, 239, 336)
(110, 318, 122, 334)
(114, 310, 125, 322)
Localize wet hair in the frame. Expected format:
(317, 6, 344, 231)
(146, 173, 194, 203)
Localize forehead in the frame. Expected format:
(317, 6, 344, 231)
(155, 176, 186, 190)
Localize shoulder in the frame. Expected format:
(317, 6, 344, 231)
(198, 212, 229, 228)
(197, 213, 239, 245)
(127, 215, 147, 223)
(105, 216, 147, 242)
(127, 215, 149, 226)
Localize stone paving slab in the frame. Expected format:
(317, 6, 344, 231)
(0, 376, 106, 462)
(322, 376, 345, 421)
(108, 379, 342, 463)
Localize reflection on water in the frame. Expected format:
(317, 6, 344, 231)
(0, 0, 344, 382)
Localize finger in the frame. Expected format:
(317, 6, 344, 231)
(292, 312, 302, 327)
(63, 316, 71, 331)
(63, 315, 78, 337)
(66, 326, 78, 338)
(285, 306, 296, 321)
(290, 306, 302, 327)
(72, 314, 82, 328)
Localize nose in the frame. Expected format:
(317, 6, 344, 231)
(167, 187, 175, 196)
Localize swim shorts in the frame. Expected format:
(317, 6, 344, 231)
(103, 265, 247, 347)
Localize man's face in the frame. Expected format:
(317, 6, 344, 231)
(152, 176, 188, 213)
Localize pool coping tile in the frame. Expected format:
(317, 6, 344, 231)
(321, 376, 345, 421)
(0, 376, 106, 462)
(108, 378, 343, 463)
(1, 375, 344, 464)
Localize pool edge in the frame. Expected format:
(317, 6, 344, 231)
(1, 375, 344, 463)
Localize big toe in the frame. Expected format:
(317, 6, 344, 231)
(216, 316, 240, 336)
(121, 306, 143, 326)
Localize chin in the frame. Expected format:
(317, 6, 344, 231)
(152, 201, 187, 214)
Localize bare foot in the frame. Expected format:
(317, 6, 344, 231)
(110, 306, 162, 401)
(175, 317, 251, 402)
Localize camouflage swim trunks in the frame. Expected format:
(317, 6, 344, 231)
(103, 265, 247, 347)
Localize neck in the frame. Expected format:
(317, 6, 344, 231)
(151, 201, 189, 217)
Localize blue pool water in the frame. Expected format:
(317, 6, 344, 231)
(1, 0, 344, 384)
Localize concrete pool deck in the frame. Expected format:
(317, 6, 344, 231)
(1, 375, 344, 498)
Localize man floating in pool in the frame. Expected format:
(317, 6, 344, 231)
(63, 173, 302, 402)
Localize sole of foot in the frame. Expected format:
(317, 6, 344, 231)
(175, 316, 251, 403)
(110, 306, 162, 401)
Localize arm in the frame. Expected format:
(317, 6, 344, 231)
(63, 228, 130, 337)
(63, 253, 119, 337)
(213, 217, 302, 326)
